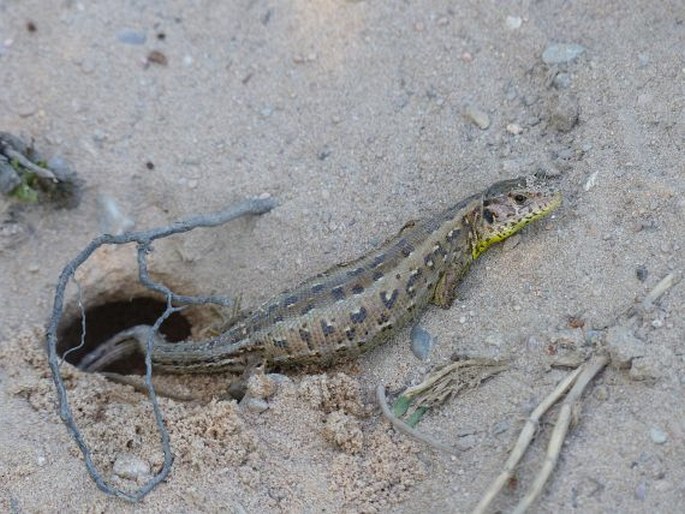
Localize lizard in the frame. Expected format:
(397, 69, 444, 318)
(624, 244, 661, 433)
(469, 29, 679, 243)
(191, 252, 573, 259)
(79, 176, 561, 376)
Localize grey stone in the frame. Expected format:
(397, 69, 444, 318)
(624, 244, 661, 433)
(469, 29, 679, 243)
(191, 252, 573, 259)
(542, 43, 586, 65)
(606, 325, 646, 368)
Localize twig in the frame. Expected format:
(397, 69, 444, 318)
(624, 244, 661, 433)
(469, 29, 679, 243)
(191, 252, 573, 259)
(641, 272, 679, 309)
(376, 384, 464, 455)
(45, 195, 277, 502)
(3, 146, 58, 181)
(473, 270, 679, 512)
(513, 355, 609, 514)
(472, 365, 583, 514)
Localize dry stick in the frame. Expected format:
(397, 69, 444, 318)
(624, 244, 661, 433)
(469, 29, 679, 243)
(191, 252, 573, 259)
(642, 272, 679, 309)
(45, 195, 277, 502)
(472, 365, 583, 514)
(474, 272, 680, 513)
(513, 355, 609, 514)
(376, 384, 465, 455)
(2, 146, 59, 181)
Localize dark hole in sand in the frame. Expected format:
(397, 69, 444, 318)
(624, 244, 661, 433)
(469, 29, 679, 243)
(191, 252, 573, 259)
(57, 297, 192, 375)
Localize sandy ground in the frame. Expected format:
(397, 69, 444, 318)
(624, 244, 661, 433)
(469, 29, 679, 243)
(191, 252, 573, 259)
(1, 1, 683, 512)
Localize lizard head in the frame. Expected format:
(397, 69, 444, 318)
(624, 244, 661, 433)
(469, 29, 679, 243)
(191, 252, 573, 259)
(468, 177, 562, 260)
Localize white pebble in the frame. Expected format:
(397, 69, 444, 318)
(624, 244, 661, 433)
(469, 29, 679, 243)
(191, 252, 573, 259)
(505, 16, 522, 30)
(542, 43, 586, 65)
(583, 171, 599, 191)
(112, 453, 151, 481)
(506, 123, 523, 135)
(649, 427, 668, 444)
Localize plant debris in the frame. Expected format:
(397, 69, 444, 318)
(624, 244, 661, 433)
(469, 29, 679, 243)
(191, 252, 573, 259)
(0, 132, 83, 209)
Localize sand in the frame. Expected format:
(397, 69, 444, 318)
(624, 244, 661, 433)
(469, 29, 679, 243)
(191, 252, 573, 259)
(1, 1, 683, 512)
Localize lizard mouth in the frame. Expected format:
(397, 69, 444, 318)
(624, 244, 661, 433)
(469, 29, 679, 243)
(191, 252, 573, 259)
(472, 187, 562, 259)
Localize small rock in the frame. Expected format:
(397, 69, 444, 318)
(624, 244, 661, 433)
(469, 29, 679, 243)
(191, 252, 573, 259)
(506, 123, 523, 135)
(245, 372, 278, 399)
(583, 171, 599, 191)
(46, 156, 72, 176)
(116, 28, 147, 45)
(465, 105, 491, 129)
(549, 94, 579, 133)
(146, 50, 168, 66)
(505, 16, 522, 30)
(593, 385, 609, 401)
(318, 145, 332, 160)
(492, 419, 510, 435)
(649, 427, 668, 444)
(410, 324, 436, 361)
(241, 397, 269, 413)
(635, 481, 647, 501)
(542, 43, 586, 65)
(112, 453, 151, 482)
(636, 265, 648, 282)
(606, 325, 646, 368)
(629, 356, 662, 381)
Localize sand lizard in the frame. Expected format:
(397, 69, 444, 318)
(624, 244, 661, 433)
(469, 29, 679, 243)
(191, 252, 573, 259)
(81, 177, 561, 374)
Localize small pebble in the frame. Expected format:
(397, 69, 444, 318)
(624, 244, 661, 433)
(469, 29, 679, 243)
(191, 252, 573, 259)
(649, 427, 668, 444)
(46, 155, 72, 176)
(636, 265, 648, 282)
(506, 123, 523, 135)
(410, 324, 436, 361)
(593, 385, 609, 401)
(242, 397, 269, 413)
(505, 16, 522, 30)
(146, 50, 168, 66)
(112, 453, 151, 482)
(542, 43, 586, 65)
(492, 419, 510, 435)
(583, 171, 598, 191)
(606, 325, 646, 368)
(117, 28, 147, 45)
(549, 94, 579, 132)
(465, 105, 490, 130)
(629, 356, 662, 381)
(635, 481, 647, 501)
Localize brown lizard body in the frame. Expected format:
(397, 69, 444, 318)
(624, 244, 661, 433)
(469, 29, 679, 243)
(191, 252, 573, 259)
(81, 177, 561, 374)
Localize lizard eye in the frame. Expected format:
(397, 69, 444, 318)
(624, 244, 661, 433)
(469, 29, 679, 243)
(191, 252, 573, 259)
(513, 194, 527, 205)
(483, 209, 495, 224)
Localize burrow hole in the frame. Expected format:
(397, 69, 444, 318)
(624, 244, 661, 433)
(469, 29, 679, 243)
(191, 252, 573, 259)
(58, 297, 192, 374)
